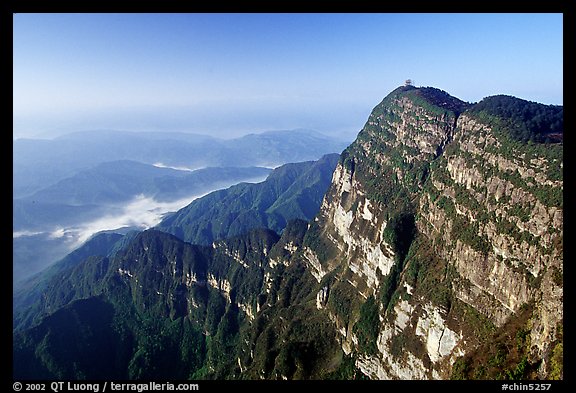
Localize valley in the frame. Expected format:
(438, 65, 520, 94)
(13, 129, 348, 283)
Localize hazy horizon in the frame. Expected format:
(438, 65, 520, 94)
(12, 121, 360, 142)
(12, 102, 369, 141)
(13, 13, 562, 141)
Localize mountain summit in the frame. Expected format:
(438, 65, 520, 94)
(14, 86, 563, 380)
(299, 85, 562, 379)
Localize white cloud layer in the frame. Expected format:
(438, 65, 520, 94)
(13, 175, 269, 281)
(13, 193, 204, 249)
(13, 230, 44, 238)
(61, 193, 207, 248)
(152, 162, 205, 172)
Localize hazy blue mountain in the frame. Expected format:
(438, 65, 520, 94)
(14, 129, 348, 198)
(13, 231, 126, 330)
(13, 131, 218, 198)
(220, 129, 348, 167)
(15, 162, 271, 229)
(13, 231, 93, 286)
(13, 128, 347, 283)
(156, 153, 339, 245)
(13, 164, 271, 283)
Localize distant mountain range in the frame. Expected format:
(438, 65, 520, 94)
(12, 164, 271, 283)
(13, 153, 339, 332)
(157, 154, 339, 245)
(13, 129, 347, 283)
(14, 129, 349, 198)
(14, 162, 271, 232)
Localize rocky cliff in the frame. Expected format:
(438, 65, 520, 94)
(301, 86, 563, 379)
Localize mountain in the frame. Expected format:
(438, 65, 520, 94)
(13, 128, 347, 283)
(13, 228, 296, 379)
(14, 129, 348, 198)
(156, 154, 339, 245)
(298, 86, 562, 379)
(221, 129, 347, 168)
(14, 153, 338, 330)
(14, 162, 271, 231)
(13, 164, 272, 284)
(13, 86, 563, 380)
(13, 231, 127, 330)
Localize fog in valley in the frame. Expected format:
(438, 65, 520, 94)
(13, 187, 255, 282)
(13, 128, 348, 284)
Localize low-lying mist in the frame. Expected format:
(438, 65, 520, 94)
(13, 175, 269, 284)
(52, 193, 209, 248)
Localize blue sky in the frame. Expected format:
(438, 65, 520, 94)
(13, 13, 563, 140)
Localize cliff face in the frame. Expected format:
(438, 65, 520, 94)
(302, 86, 563, 379)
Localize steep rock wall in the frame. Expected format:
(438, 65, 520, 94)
(303, 87, 563, 379)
